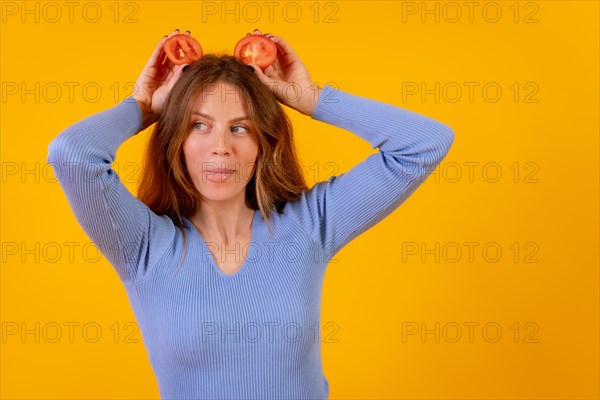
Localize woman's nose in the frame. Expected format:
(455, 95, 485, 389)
(211, 129, 231, 155)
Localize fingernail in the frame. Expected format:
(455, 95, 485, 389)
(163, 35, 168, 38)
(253, 28, 259, 32)
(247, 65, 255, 72)
(183, 65, 190, 72)
(184, 30, 191, 34)
(174, 28, 180, 32)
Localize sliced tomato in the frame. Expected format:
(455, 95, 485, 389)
(164, 34, 203, 65)
(233, 34, 277, 70)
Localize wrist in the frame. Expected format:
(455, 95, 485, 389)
(298, 84, 322, 117)
(132, 96, 157, 131)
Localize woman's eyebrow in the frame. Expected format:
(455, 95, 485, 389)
(191, 112, 250, 122)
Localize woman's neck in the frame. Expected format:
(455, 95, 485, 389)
(189, 202, 255, 245)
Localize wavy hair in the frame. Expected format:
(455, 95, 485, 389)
(137, 54, 309, 276)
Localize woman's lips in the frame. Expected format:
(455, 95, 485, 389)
(204, 170, 235, 183)
(204, 167, 236, 173)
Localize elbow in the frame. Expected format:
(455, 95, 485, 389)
(47, 133, 71, 165)
(47, 129, 88, 174)
(439, 124, 455, 155)
(47, 136, 63, 165)
(384, 119, 455, 181)
(46, 136, 78, 181)
(406, 125, 454, 180)
(444, 127, 455, 157)
(46, 136, 73, 181)
(47, 135, 105, 182)
(47, 123, 87, 164)
(431, 124, 454, 164)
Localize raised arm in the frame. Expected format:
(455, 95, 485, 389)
(47, 30, 189, 284)
(249, 31, 454, 262)
(287, 84, 454, 260)
(47, 97, 182, 284)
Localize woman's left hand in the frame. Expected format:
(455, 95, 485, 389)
(248, 29, 322, 117)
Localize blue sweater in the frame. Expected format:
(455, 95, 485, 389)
(47, 84, 454, 399)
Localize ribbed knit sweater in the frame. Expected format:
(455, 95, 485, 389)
(47, 84, 454, 399)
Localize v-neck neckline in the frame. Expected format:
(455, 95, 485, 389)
(184, 209, 258, 278)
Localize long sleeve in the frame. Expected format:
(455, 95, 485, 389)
(285, 84, 455, 261)
(46, 98, 176, 284)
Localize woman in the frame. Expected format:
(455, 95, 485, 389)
(47, 29, 454, 399)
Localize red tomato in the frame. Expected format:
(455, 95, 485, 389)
(164, 34, 203, 65)
(233, 34, 278, 70)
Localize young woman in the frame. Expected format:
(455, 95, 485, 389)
(47, 28, 454, 399)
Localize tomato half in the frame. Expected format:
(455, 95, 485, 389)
(233, 34, 277, 70)
(164, 34, 203, 65)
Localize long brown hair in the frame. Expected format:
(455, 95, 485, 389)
(137, 54, 308, 276)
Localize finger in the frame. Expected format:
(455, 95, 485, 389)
(252, 28, 263, 35)
(145, 36, 170, 69)
(249, 64, 268, 85)
(269, 36, 298, 58)
(262, 64, 276, 79)
(160, 55, 176, 72)
(165, 64, 187, 91)
(248, 63, 272, 85)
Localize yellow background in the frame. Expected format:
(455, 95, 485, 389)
(1, 1, 598, 399)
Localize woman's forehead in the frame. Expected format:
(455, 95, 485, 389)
(192, 82, 248, 108)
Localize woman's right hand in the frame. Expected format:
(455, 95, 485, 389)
(132, 29, 189, 130)
(247, 29, 322, 117)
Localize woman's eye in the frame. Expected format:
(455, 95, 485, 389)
(192, 122, 249, 134)
(232, 125, 250, 134)
(193, 122, 207, 130)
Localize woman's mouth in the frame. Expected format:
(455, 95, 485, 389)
(204, 166, 236, 173)
(204, 170, 235, 183)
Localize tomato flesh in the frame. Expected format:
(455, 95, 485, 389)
(233, 34, 277, 69)
(164, 34, 203, 65)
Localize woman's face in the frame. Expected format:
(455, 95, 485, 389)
(182, 81, 259, 205)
